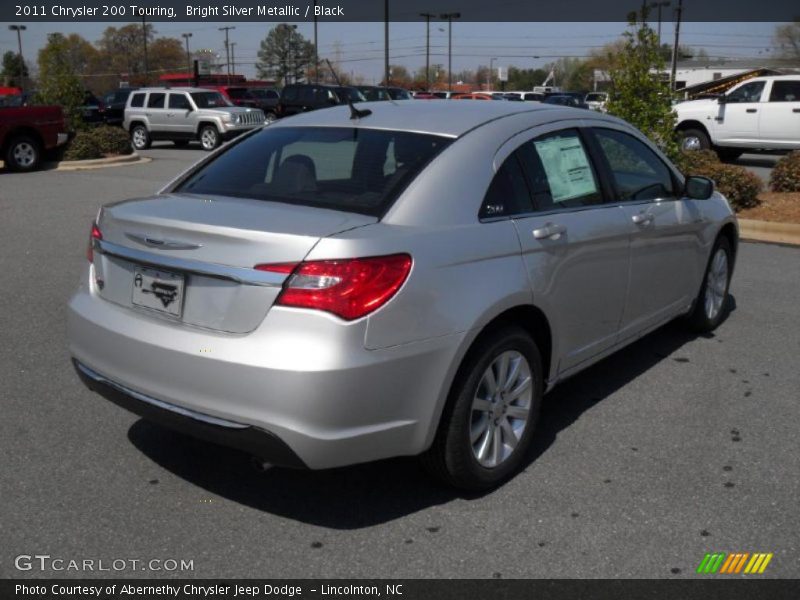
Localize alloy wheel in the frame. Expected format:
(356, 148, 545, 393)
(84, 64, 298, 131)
(201, 129, 218, 150)
(704, 248, 729, 320)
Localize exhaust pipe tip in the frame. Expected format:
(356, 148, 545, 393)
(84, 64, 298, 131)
(250, 456, 273, 473)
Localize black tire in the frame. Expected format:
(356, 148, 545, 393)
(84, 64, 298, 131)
(679, 128, 711, 152)
(687, 236, 733, 332)
(199, 125, 221, 151)
(172, 140, 190, 148)
(421, 326, 544, 490)
(264, 111, 278, 123)
(4, 135, 42, 172)
(715, 147, 743, 162)
(130, 124, 151, 150)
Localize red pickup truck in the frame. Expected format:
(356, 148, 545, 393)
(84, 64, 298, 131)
(1, 103, 69, 171)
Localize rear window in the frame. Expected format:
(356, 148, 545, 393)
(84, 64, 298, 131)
(130, 93, 145, 107)
(147, 93, 165, 108)
(176, 127, 452, 217)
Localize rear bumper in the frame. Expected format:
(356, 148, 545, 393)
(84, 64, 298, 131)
(73, 360, 306, 467)
(67, 277, 463, 469)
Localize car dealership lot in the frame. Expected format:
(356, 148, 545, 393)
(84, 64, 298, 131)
(1, 146, 798, 579)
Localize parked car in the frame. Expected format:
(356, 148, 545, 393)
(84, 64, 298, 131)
(503, 91, 544, 102)
(675, 75, 800, 161)
(123, 87, 265, 151)
(80, 91, 105, 125)
(584, 92, 609, 112)
(210, 85, 261, 109)
(543, 94, 589, 109)
(246, 88, 280, 121)
(431, 91, 456, 99)
(1, 104, 69, 171)
(413, 92, 440, 100)
(69, 101, 738, 490)
(276, 84, 367, 118)
(385, 87, 413, 100)
(356, 85, 391, 102)
(101, 88, 137, 126)
(452, 93, 496, 100)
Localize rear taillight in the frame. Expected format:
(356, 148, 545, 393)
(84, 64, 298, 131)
(87, 223, 102, 262)
(256, 254, 412, 321)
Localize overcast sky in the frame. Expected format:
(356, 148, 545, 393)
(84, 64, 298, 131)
(0, 21, 782, 83)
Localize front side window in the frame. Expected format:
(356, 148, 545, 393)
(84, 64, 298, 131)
(176, 127, 451, 217)
(147, 93, 165, 108)
(168, 93, 191, 110)
(516, 129, 603, 211)
(726, 81, 765, 103)
(768, 80, 800, 102)
(480, 154, 532, 218)
(190, 92, 230, 108)
(593, 128, 675, 202)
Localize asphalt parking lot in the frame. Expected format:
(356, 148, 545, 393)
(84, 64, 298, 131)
(1, 143, 798, 579)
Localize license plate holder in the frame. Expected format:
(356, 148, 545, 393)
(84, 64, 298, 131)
(131, 266, 185, 318)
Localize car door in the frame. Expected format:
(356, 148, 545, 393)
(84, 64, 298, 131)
(145, 92, 168, 136)
(759, 79, 800, 147)
(715, 80, 766, 144)
(498, 126, 632, 374)
(167, 92, 194, 136)
(588, 126, 705, 340)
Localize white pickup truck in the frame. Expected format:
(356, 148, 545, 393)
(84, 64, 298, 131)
(675, 75, 800, 161)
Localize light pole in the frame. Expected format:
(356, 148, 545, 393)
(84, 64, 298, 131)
(8, 25, 26, 90)
(420, 13, 435, 90)
(142, 17, 149, 85)
(230, 42, 237, 76)
(182, 33, 193, 80)
(670, 0, 683, 91)
(313, 0, 319, 83)
(440, 12, 460, 92)
(489, 57, 498, 92)
(384, 0, 390, 85)
(649, 1, 670, 45)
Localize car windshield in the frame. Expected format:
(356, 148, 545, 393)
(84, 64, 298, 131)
(190, 92, 232, 108)
(176, 126, 452, 217)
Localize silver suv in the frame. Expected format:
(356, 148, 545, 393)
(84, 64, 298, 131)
(123, 87, 265, 151)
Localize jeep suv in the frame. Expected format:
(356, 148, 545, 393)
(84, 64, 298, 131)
(123, 87, 265, 151)
(276, 84, 366, 118)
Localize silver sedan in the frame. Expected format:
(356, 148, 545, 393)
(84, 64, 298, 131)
(68, 101, 738, 490)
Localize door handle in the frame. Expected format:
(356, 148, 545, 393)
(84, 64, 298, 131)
(532, 223, 567, 240)
(632, 212, 654, 225)
(746, 108, 758, 113)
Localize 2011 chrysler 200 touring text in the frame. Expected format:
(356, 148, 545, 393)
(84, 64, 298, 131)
(68, 101, 738, 489)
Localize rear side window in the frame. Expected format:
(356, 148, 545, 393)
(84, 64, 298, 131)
(130, 93, 145, 108)
(480, 154, 532, 218)
(516, 129, 603, 211)
(593, 128, 676, 201)
(176, 127, 452, 217)
(147, 93, 165, 108)
(769, 80, 800, 102)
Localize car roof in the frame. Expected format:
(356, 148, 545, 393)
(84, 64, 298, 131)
(268, 100, 605, 138)
(133, 87, 216, 93)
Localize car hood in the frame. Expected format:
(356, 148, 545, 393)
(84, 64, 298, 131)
(674, 98, 719, 115)
(203, 106, 261, 116)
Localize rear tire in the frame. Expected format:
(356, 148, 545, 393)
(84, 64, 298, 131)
(679, 128, 710, 152)
(199, 125, 221, 151)
(421, 326, 543, 490)
(687, 236, 733, 332)
(130, 124, 151, 150)
(4, 135, 41, 171)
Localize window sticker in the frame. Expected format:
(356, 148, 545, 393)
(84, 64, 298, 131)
(533, 136, 598, 203)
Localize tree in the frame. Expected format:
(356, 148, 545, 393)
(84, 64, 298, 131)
(95, 23, 185, 87)
(507, 67, 549, 91)
(604, 9, 678, 160)
(1, 51, 28, 87)
(387, 64, 411, 86)
(37, 33, 86, 130)
(543, 57, 593, 91)
(774, 20, 800, 59)
(256, 24, 315, 85)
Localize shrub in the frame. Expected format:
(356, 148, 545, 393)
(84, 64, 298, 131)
(769, 151, 800, 192)
(89, 126, 133, 156)
(676, 150, 761, 211)
(62, 131, 102, 161)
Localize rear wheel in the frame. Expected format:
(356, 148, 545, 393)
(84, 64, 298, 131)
(130, 125, 151, 150)
(264, 111, 278, 124)
(422, 326, 543, 490)
(4, 135, 41, 171)
(688, 236, 733, 332)
(679, 128, 710, 152)
(199, 125, 220, 151)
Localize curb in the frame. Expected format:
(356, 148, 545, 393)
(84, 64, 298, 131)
(53, 153, 150, 171)
(738, 218, 800, 246)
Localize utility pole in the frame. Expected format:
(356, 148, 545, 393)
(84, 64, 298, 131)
(8, 25, 26, 91)
(313, 0, 319, 83)
(219, 26, 235, 84)
(670, 0, 683, 91)
(182, 33, 193, 80)
(489, 57, 497, 92)
(419, 13, 435, 90)
(142, 17, 149, 85)
(440, 13, 460, 92)
(384, 0, 390, 85)
(649, 1, 670, 45)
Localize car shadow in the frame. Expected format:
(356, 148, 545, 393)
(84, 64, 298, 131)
(730, 154, 781, 168)
(128, 299, 735, 530)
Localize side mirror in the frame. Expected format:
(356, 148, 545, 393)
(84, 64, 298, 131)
(685, 176, 714, 200)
